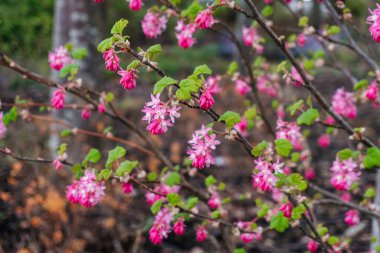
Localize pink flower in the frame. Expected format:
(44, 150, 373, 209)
(296, 33, 307, 47)
(204, 75, 221, 94)
(332, 88, 357, 119)
(196, 226, 208, 242)
(279, 202, 293, 218)
(289, 67, 304, 87)
(103, 48, 120, 72)
(142, 94, 181, 135)
(0, 112, 7, 139)
(121, 182, 133, 194)
(307, 239, 319, 252)
(94, 0, 104, 2)
(51, 87, 65, 110)
(252, 157, 282, 192)
(129, 0, 142, 11)
(341, 192, 351, 202)
(277, 105, 285, 119)
(53, 153, 66, 171)
(145, 183, 180, 205)
(241, 233, 255, 243)
(344, 209, 360, 226)
(141, 11, 168, 39)
(199, 89, 215, 110)
(118, 69, 138, 90)
(81, 106, 91, 120)
(366, 82, 378, 101)
(235, 79, 252, 95)
(283, 0, 292, 3)
(325, 115, 336, 125)
(367, 4, 380, 42)
(257, 75, 276, 97)
(48, 46, 72, 71)
(305, 168, 316, 180)
(195, 9, 217, 29)
(149, 208, 173, 244)
(235, 117, 248, 137)
(187, 125, 220, 169)
(175, 21, 197, 49)
(317, 134, 330, 148)
(66, 170, 106, 207)
(98, 102, 106, 113)
(264, 0, 272, 4)
(173, 218, 185, 235)
(276, 119, 303, 150)
(243, 26, 259, 47)
(237, 222, 263, 242)
(208, 194, 221, 209)
(330, 158, 360, 191)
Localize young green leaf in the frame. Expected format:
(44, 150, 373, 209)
(193, 64, 212, 76)
(153, 76, 177, 95)
(218, 111, 241, 129)
(167, 192, 181, 206)
(106, 146, 126, 168)
(116, 160, 138, 177)
(84, 148, 101, 164)
(151, 199, 163, 214)
(97, 37, 113, 53)
(297, 108, 319, 126)
(111, 19, 128, 35)
(363, 147, 380, 169)
(270, 211, 289, 232)
(275, 139, 294, 157)
(165, 172, 181, 187)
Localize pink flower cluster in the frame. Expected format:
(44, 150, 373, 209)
(0, 112, 7, 139)
(257, 75, 276, 97)
(121, 182, 134, 194)
(81, 106, 92, 120)
(207, 193, 221, 209)
(48, 46, 72, 71)
(145, 183, 180, 205)
(236, 221, 263, 243)
(235, 78, 252, 95)
(332, 88, 357, 119)
(66, 170, 106, 207)
(289, 67, 304, 87)
(279, 202, 293, 218)
(242, 26, 264, 54)
(252, 158, 283, 192)
(235, 117, 248, 137)
(149, 208, 173, 244)
(344, 209, 360, 226)
(367, 4, 380, 42)
(103, 48, 120, 72)
(141, 11, 168, 39)
(307, 239, 319, 252)
(175, 21, 198, 49)
(173, 218, 185, 235)
(276, 119, 302, 150)
(199, 76, 220, 110)
(51, 87, 66, 110)
(142, 94, 181, 135)
(196, 226, 208, 242)
(366, 82, 378, 101)
(330, 158, 360, 191)
(317, 134, 330, 148)
(118, 68, 138, 90)
(53, 153, 67, 171)
(195, 8, 217, 29)
(296, 33, 307, 47)
(128, 0, 142, 11)
(187, 125, 220, 169)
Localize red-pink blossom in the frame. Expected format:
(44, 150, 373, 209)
(0, 112, 7, 139)
(330, 158, 360, 191)
(121, 182, 133, 194)
(173, 218, 185, 235)
(51, 87, 66, 110)
(242, 26, 264, 53)
(332, 88, 357, 119)
(141, 11, 168, 39)
(98, 102, 106, 113)
(296, 33, 307, 47)
(276, 119, 303, 150)
(252, 158, 283, 192)
(289, 67, 304, 87)
(317, 134, 330, 148)
(118, 69, 138, 90)
(235, 79, 252, 95)
(341, 192, 351, 202)
(344, 209, 360, 226)
(199, 89, 215, 110)
(325, 115, 336, 125)
(367, 4, 380, 42)
(129, 0, 142, 11)
(204, 75, 221, 94)
(307, 239, 319, 252)
(175, 21, 197, 49)
(196, 226, 208, 242)
(53, 153, 66, 171)
(145, 183, 180, 205)
(257, 75, 276, 97)
(366, 82, 378, 101)
(235, 117, 248, 137)
(149, 208, 173, 244)
(208, 194, 221, 209)
(305, 168, 316, 180)
(195, 8, 217, 29)
(279, 202, 293, 218)
(103, 48, 120, 72)
(264, 0, 273, 4)
(81, 106, 91, 120)
(48, 46, 72, 71)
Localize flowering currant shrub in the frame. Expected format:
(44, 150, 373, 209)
(2, 0, 380, 252)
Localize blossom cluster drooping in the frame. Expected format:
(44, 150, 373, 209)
(236, 221, 263, 243)
(103, 48, 120, 72)
(149, 208, 173, 244)
(128, 0, 142, 11)
(51, 87, 66, 110)
(276, 119, 303, 150)
(199, 76, 221, 110)
(235, 78, 252, 95)
(0, 112, 7, 139)
(257, 75, 276, 97)
(252, 158, 283, 192)
(48, 46, 72, 71)
(330, 158, 360, 191)
(296, 33, 307, 47)
(366, 82, 378, 102)
(195, 8, 217, 29)
(141, 11, 168, 39)
(145, 183, 180, 205)
(53, 153, 67, 171)
(142, 94, 181, 135)
(66, 170, 106, 207)
(367, 4, 380, 42)
(242, 26, 264, 54)
(196, 226, 208, 242)
(344, 209, 360, 226)
(332, 88, 357, 119)
(187, 125, 220, 169)
(307, 239, 319, 252)
(175, 21, 198, 49)
(279, 202, 293, 218)
(118, 68, 138, 90)
(235, 117, 248, 137)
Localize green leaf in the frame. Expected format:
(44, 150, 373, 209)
(317, 224, 328, 236)
(327, 25, 341, 35)
(105, 92, 114, 102)
(275, 139, 294, 157)
(2, 107, 18, 126)
(97, 37, 113, 53)
(84, 148, 101, 164)
(71, 164, 83, 179)
(291, 204, 306, 220)
(276, 60, 288, 73)
(176, 88, 191, 101)
(186, 197, 199, 209)
(127, 60, 140, 70)
(328, 236, 339, 245)
(165, 172, 181, 187)
(98, 168, 112, 181)
(205, 175, 217, 187)
(251, 141, 269, 157)
(116, 160, 138, 177)
(147, 172, 158, 181)
(179, 79, 199, 93)
(363, 147, 380, 169)
(298, 16, 309, 27)
(106, 146, 126, 168)
(146, 44, 162, 59)
(227, 61, 238, 75)
(211, 210, 220, 219)
(364, 188, 375, 198)
(261, 5, 273, 17)
(153, 76, 177, 95)
(257, 203, 269, 218)
(193, 64, 212, 76)
(72, 48, 88, 60)
(58, 143, 67, 155)
(151, 199, 162, 215)
(244, 106, 257, 120)
(354, 79, 368, 90)
(167, 192, 181, 206)
(181, 1, 202, 21)
(234, 249, 247, 253)
(218, 111, 241, 129)
(288, 173, 307, 191)
(297, 108, 319, 126)
(270, 212, 289, 232)
(287, 99, 304, 116)
(60, 129, 71, 137)
(59, 64, 79, 79)
(337, 148, 353, 161)
(111, 19, 128, 35)
(291, 152, 300, 162)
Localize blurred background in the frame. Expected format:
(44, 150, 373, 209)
(0, 0, 379, 252)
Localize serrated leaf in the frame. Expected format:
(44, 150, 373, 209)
(186, 197, 199, 209)
(218, 111, 241, 129)
(193, 64, 212, 76)
(179, 79, 199, 93)
(205, 175, 217, 187)
(151, 199, 162, 214)
(328, 236, 339, 245)
(251, 141, 269, 157)
(276, 60, 288, 73)
(327, 25, 341, 35)
(275, 139, 294, 157)
(153, 76, 177, 95)
(181, 1, 202, 21)
(98, 168, 112, 181)
(84, 148, 101, 164)
(105, 92, 114, 102)
(176, 88, 191, 101)
(291, 204, 306, 220)
(2, 107, 18, 126)
(337, 148, 353, 161)
(165, 172, 181, 187)
(288, 99, 304, 116)
(364, 188, 375, 198)
(111, 19, 128, 35)
(317, 224, 328, 236)
(363, 147, 380, 169)
(106, 146, 126, 168)
(227, 61, 238, 75)
(354, 79, 368, 90)
(146, 44, 162, 59)
(288, 173, 307, 191)
(261, 5, 273, 17)
(60, 129, 71, 137)
(298, 16, 309, 27)
(97, 37, 113, 53)
(270, 211, 289, 232)
(59, 64, 79, 79)
(297, 108, 319, 126)
(167, 192, 181, 206)
(127, 60, 140, 70)
(257, 203, 269, 218)
(116, 160, 138, 176)
(72, 48, 87, 60)
(147, 172, 157, 181)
